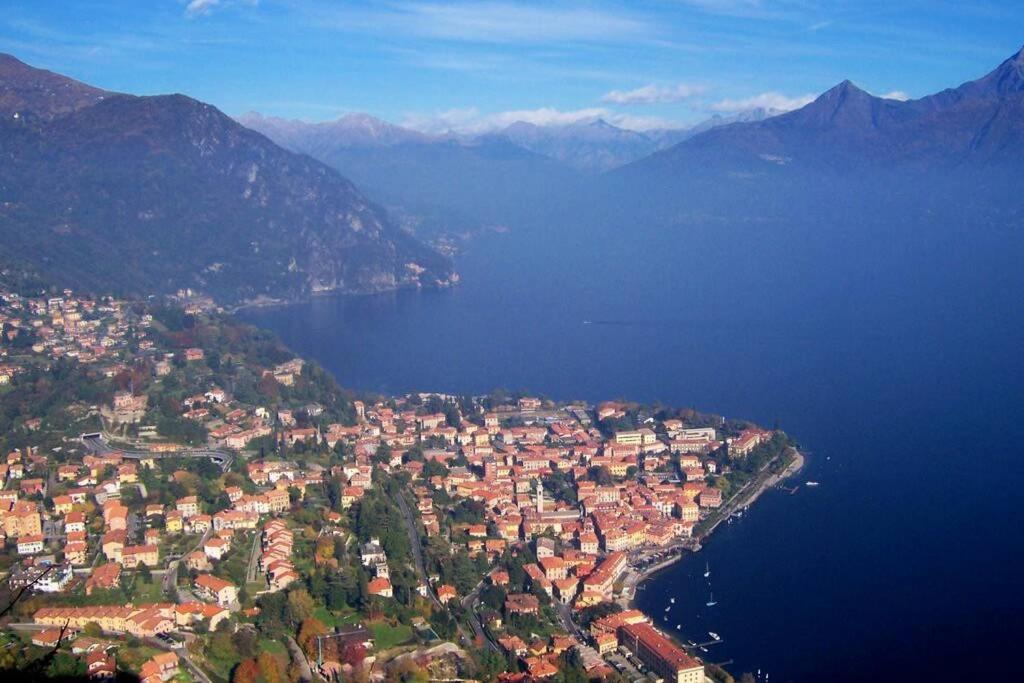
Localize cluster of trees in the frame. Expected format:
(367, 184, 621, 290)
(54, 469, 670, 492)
(0, 359, 109, 452)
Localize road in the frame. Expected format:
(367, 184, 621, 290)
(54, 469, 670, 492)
(394, 489, 487, 651)
(81, 434, 233, 472)
(245, 526, 263, 584)
(285, 636, 314, 683)
(163, 528, 211, 601)
(459, 583, 500, 653)
(394, 492, 443, 611)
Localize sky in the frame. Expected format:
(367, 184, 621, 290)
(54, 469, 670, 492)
(1, 0, 1023, 132)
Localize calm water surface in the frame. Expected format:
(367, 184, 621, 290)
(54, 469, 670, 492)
(243, 217, 1024, 682)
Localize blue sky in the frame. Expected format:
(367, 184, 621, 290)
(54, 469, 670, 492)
(2, 1, 1022, 132)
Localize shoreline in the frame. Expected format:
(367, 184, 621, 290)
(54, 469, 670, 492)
(623, 449, 807, 613)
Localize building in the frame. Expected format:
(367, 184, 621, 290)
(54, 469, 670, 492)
(619, 622, 704, 683)
(194, 574, 238, 607)
(86, 563, 122, 595)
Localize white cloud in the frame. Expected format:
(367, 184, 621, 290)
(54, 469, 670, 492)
(600, 83, 706, 105)
(185, 0, 219, 16)
(880, 90, 910, 101)
(402, 106, 676, 134)
(184, 0, 257, 18)
(710, 91, 815, 113)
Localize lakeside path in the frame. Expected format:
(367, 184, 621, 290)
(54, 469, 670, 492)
(619, 449, 807, 610)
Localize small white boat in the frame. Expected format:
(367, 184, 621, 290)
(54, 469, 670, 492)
(670, 597, 675, 604)
(676, 624, 681, 630)
(703, 562, 710, 578)
(806, 481, 820, 487)
(709, 632, 721, 641)
(706, 592, 717, 607)
(664, 606, 671, 612)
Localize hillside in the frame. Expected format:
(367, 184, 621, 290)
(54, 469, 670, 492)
(0, 54, 455, 303)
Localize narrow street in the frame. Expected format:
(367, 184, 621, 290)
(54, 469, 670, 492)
(394, 492, 443, 611)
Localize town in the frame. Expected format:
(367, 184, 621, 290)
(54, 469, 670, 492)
(0, 283, 799, 683)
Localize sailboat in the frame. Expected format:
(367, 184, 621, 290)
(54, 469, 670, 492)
(703, 562, 710, 578)
(670, 597, 675, 604)
(706, 592, 717, 607)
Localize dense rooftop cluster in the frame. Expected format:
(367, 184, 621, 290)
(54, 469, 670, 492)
(0, 282, 794, 682)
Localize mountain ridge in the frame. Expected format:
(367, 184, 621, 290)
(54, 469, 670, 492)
(0, 53, 455, 303)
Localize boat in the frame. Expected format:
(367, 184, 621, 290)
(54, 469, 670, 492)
(676, 624, 681, 630)
(706, 593, 717, 607)
(806, 481, 820, 487)
(709, 632, 721, 641)
(703, 562, 710, 578)
(700, 646, 708, 652)
(670, 597, 675, 604)
(664, 606, 671, 612)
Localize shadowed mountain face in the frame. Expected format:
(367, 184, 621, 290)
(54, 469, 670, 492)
(0, 54, 454, 303)
(0, 53, 109, 121)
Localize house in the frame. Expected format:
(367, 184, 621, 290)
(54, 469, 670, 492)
(194, 574, 238, 607)
(367, 577, 393, 598)
(36, 563, 74, 592)
(18, 534, 45, 555)
(86, 650, 116, 680)
(121, 545, 159, 568)
(175, 496, 199, 518)
(32, 627, 68, 648)
(204, 537, 230, 561)
(436, 584, 457, 604)
(505, 593, 540, 616)
(86, 563, 122, 595)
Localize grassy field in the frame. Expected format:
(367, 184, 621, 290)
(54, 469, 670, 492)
(259, 638, 288, 657)
(369, 621, 413, 650)
(130, 575, 166, 602)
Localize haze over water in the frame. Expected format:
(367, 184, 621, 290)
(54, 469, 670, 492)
(243, 211, 1024, 681)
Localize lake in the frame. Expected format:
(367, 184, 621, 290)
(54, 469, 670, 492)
(242, 210, 1024, 681)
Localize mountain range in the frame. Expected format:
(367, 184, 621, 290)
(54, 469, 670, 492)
(2, 46, 1023, 305)
(624, 46, 1024, 182)
(0, 53, 455, 304)
(237, 107, 782, 173)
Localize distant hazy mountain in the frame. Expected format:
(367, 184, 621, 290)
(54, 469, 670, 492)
(236, 112, 432, 152)
(240, 110, 789, 174)
(0, 54, 454, 303)
(624, 46, 1024, 181)
(486, 119, 659, 172)
(239, 112, 586, 236)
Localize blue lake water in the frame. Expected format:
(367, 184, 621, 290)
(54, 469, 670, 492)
(242, 214, 1024, 681)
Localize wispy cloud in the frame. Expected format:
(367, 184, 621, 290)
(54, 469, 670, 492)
(601, 83, 706, 104)
(710, 91, 814, 112)
(402, 106, 677, 134)
(312, 2, 656, 44)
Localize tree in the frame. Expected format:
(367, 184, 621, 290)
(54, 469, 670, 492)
(297, 617, 328, 658)
(232, 628, 259, 659)
(232, 658, 260, 683)
(257, 651, 286, 683)
(286, 588, 315, 626)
